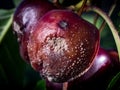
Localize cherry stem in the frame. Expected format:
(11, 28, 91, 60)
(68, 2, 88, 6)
(77, 0, 87, 15)
(93, 0, 116, 29)
(93, 14, 99, 25)
(63, 82, 68, 90)
(99, 1, 116, 32)
(85, 6, 120, 61)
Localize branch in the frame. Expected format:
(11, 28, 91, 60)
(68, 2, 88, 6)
(99, 2, 116, 32)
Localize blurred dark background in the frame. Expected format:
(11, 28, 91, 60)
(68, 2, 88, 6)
(0, 0, 15, 9)
(0, 0, 120, 90)
(0, 0, 42, 89)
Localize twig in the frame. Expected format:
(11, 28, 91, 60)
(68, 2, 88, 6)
(77, 0, 87, 15)
(99, 2, 116, 32)
(93, 14, 99, 25)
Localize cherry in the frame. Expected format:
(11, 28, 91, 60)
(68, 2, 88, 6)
(13, 0, 56, 62)
(78, 47, 112, 81)
(27, 10, 100, 83)
(68, 48, 120, 90)
(44, 48, 120, 90)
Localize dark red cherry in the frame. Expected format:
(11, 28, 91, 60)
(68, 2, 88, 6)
(67, 48, 120, 90)
(13, 0, 56, 62)
(78, 48, 112, 81)
(27, 10, 100, 83)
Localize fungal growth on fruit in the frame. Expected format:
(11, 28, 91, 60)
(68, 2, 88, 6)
(78, 48, 112, 81)
(13, 0, 56, 62)
(27, 10, 100, 83)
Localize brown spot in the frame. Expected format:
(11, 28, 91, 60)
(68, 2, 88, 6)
(58, 20, 68, 30)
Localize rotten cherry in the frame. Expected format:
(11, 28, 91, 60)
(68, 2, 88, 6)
(27, 10, 100, 83)
(13, 0, 56, 62)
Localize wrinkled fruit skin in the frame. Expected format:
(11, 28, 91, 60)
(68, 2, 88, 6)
(27, 10, 100, 83)
(68, 48, 120, 90)
(13, 0, 56, 62)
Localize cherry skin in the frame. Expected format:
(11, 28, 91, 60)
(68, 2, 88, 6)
(44, 48, 120, 90)
(13, 0, 56, 62)
(68, 48, 120, 90)
(27, 10, 100, 83)
(79, 47, 112, 81)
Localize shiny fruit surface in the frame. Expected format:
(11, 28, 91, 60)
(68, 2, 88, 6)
(68, 48, 120, 90)
(27, 10, 100, 82)
(79, 48, 112, 81)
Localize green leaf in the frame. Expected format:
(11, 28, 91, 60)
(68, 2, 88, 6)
(0, 9, 14, 44)
(13, 0, 22, 7)
(107, 71, 120, 90)
(118, 12, 120, 16)
(59, 0, 64, 4)
(0, 29, 26, 87)
(23, 65, 41, 88)
(0, 64, 8, 84)
(34, 80, 46, 90)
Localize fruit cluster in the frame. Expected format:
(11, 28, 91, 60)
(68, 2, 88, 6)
(13, 0, 120, 89)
